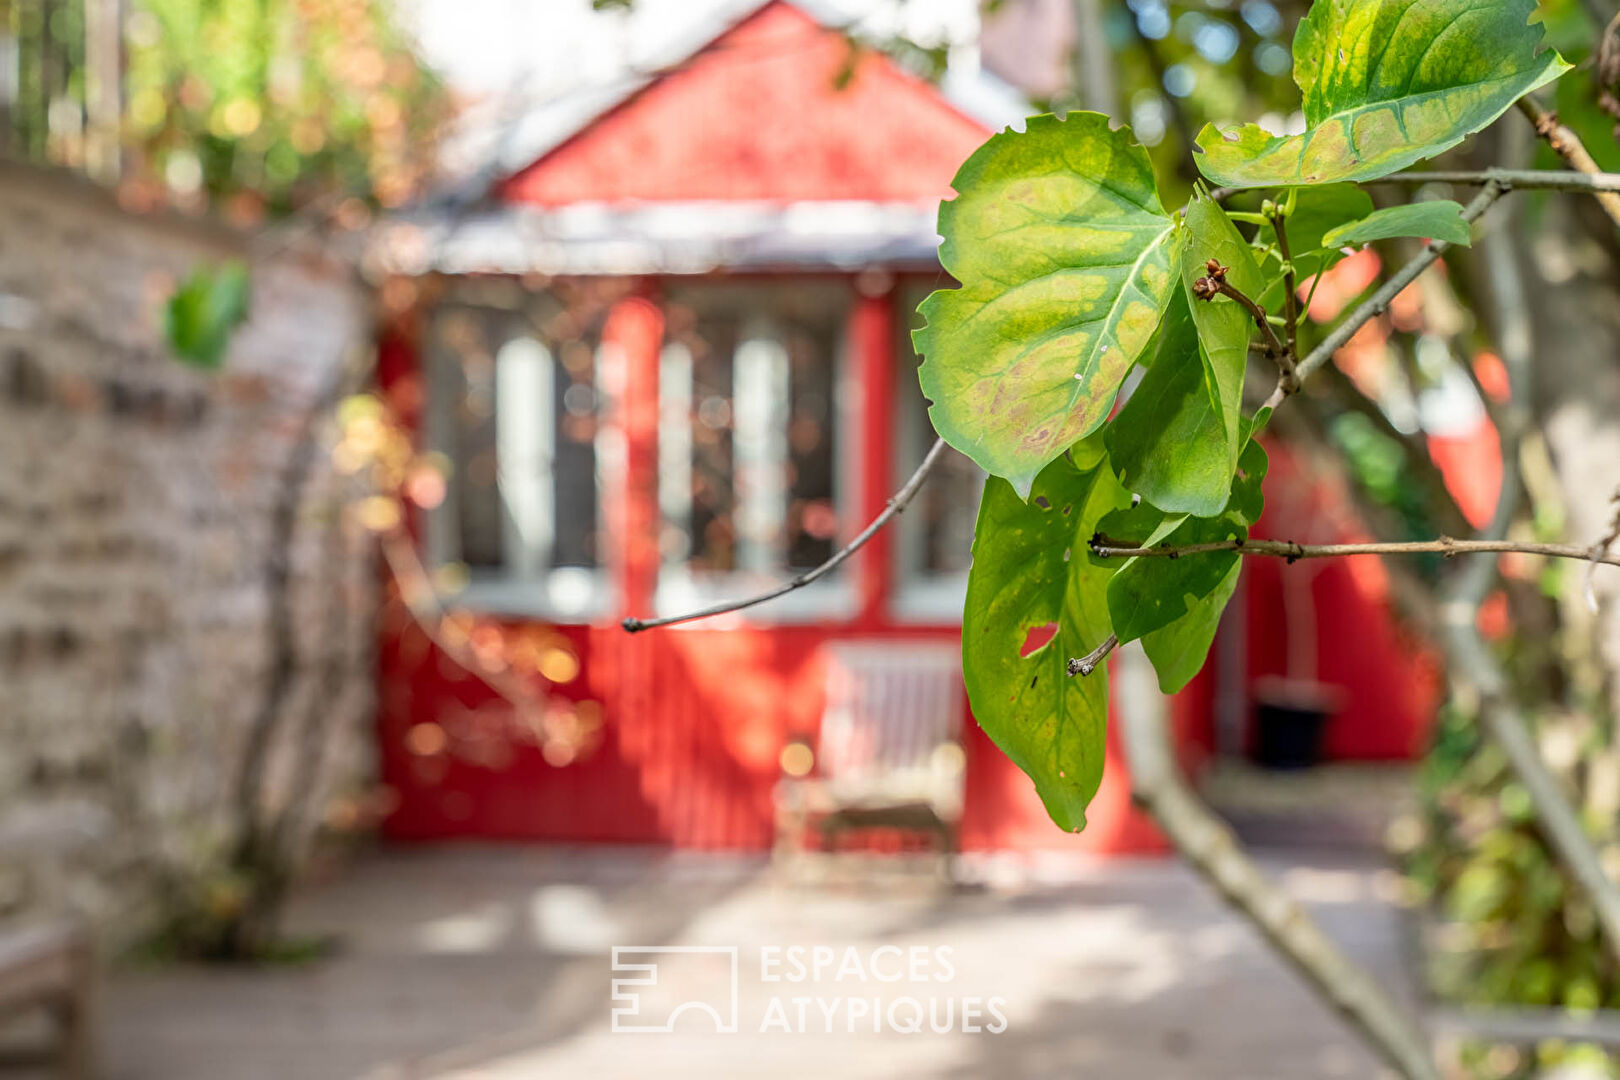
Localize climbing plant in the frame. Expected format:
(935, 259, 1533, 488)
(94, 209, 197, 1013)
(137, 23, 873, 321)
(914, 0, 1572, 835)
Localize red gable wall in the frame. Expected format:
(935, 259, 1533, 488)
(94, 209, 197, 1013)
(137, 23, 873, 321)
(499, 1, 992, 206)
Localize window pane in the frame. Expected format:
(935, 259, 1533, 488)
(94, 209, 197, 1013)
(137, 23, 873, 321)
(660, 282, 847, 580)
(430, 284, 607, 585)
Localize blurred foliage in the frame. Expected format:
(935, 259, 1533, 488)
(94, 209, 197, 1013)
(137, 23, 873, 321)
(121, 0, 448, 219)
(1402, 690, 1620, 1077)
(164, 258, 250, 369)
(5, 0, 449, 222)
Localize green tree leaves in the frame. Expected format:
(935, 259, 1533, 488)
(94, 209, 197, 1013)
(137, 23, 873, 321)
(1194, 0, 1568, 189)
(1106, 293, 1232, 517)
(962, 440, 1131, 832)
(916, 112, 1176, 496)
(165, 260, 251, 370)
(921, 0, 1575, 836)
(1322, 200, 1472, 248)
(1107, 194, 1257, 518)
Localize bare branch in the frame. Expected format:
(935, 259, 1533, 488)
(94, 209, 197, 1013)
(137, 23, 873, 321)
(1362, 168, 1620, 193)
(622, 436, 949, 632)
(1517, 97, 1620, 228)
(1319, 363, 1474, 539)
(1267, 181, 1508, 411)
(1439, 197, 1620, 967)
(1090, 534, 1620, 568)
(1193, 261, 1296, 392)
(1113, 644, 1442, 1080)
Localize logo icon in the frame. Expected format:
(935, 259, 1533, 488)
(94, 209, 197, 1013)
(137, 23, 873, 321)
(610, 946, 740, 1033)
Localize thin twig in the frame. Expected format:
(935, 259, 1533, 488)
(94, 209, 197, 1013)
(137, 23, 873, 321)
(1517, 97, 1620, 228)
(1272, 206, 1301, 362)
(1193, 262, 1294, 390)
(1066, 634, 1117, 677)
(1089, 534, 1620, 568)
(622, 436, 949, 632)
(1268, 181, 1508, 410)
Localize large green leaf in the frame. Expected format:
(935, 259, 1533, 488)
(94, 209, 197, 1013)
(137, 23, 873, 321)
(1141, 561, 1242, 694)
(962, 439, 1132, 832)
(1322, 200, 1472, 248)
(1106, 292, 1231, 517)
(917, 112, 1177, 496)
(1194, 0, 1569, 189)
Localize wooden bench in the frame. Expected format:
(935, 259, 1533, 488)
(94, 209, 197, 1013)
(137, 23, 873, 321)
(775, 641, 966, 878)
(0, 921, 93, 1078)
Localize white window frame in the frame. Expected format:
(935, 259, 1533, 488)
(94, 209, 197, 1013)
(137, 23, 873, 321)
(423, 302, 613, 622)
(653, 290, 857, 624)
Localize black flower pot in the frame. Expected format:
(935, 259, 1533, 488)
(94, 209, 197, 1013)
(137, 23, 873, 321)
(1251, 677, 1340, 770)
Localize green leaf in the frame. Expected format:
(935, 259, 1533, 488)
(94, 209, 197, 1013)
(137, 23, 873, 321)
(1193, 0, 1569, 189)
(1106, 438, 1269, 645)
(165, 260, 251, 370)
(962, 438, 1133, 832)
(1107, 292, 1232, 517)
(1321, 200, 1472, 248)
(1142, 561, 1242, 694)
(1178, 192, 1260, 476)
(917, 112, 1177, 495)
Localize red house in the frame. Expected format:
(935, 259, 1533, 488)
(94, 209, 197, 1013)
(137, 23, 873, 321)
(373, 0, 1441, 855)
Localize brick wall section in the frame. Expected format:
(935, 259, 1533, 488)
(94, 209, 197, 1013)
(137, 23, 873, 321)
(0, 163, 375, 944)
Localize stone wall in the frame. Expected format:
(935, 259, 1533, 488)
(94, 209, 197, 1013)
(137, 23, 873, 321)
(0, 163, 376, 944)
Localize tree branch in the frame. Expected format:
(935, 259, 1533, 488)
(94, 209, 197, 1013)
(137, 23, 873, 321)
(1113, 643, 1442, 1080)
(1066, 633, 1117, 677)
(1089, 534, 1620, 568)
(1516, 97, 1620, 228)
(1438, 203, 1620, 966)
(1268, 181, 1508, 411)
(1365, 168, 1620, 193)
(1318, 362, 1475, 540)
(621, 436, 949, 632)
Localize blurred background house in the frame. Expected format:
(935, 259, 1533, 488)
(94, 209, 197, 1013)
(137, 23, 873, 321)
(1, 0, 1601, 1076)
(366, 0, 1452, 858)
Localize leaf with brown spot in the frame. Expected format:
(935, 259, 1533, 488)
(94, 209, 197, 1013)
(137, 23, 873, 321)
(916, 112, 1177, 496)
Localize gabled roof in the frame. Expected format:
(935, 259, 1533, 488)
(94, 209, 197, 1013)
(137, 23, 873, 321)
(386, 0, 1031, 276)
(458, 0, 1029, 198)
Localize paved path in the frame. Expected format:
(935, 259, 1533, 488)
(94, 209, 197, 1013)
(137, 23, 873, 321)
(103, 845, 1415, 1079)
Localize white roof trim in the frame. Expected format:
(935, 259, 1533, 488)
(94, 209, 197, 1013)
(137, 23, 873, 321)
(370, 200, 945, 276)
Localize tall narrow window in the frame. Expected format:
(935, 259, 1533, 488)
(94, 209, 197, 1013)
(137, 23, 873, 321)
(426, 284, 609, 618)
(656, 282, 851, 619)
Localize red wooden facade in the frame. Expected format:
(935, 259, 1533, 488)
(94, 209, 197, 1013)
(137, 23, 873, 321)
(375, 0, 1441, 855)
